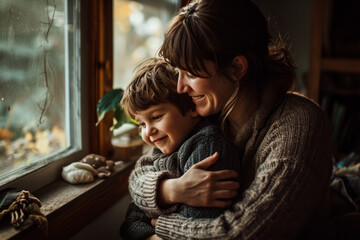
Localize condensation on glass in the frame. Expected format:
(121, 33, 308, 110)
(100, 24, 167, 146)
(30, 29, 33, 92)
(0, 0, 80, 185)
(113, 0, 179, 89)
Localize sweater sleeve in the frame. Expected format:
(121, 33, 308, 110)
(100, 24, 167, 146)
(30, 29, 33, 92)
(155, 101, 333, 239)
(128, 148, 180, 218)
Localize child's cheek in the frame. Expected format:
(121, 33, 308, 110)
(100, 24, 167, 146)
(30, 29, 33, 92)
(141, 133, 152, 146)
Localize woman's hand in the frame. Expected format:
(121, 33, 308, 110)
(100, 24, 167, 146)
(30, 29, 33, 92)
(151, 218, 157, 227)
(159, 152, 239, 208)
(146, 234, 162, 240)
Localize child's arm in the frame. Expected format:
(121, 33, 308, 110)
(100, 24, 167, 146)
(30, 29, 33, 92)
(120, 202, 155, 240)
(128, 148, 181, 218)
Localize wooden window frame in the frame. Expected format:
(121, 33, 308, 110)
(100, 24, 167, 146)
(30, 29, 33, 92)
(0, 0, 134, 238)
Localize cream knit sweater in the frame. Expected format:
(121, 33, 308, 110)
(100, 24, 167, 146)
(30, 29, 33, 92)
(128, 88, 333, 240)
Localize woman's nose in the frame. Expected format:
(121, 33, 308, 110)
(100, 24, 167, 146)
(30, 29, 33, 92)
(177, 72, 189, 93)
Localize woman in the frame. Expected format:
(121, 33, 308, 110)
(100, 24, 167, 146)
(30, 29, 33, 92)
(128, 0, 334, 239)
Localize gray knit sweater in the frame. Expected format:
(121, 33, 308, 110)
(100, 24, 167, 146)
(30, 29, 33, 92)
(129, 88, 333, 239)
(129, 122, 241, 219)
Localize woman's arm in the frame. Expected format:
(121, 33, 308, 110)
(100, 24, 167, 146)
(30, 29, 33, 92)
(153, 104, 333, 239)
(158, 125, 241, 209)
(130, 150, 238, 214)
(157, 153, 239, 208)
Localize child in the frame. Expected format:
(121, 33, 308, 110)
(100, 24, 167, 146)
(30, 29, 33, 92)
(120, 58, 240, 240)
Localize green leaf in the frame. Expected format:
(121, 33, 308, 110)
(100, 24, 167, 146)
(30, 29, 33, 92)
(96, 88, 124, 124)
(129, 118, 138, 125)
(112, 105, 126, 129)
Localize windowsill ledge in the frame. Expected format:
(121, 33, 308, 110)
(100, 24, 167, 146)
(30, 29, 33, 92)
(0, 159, 136, 239)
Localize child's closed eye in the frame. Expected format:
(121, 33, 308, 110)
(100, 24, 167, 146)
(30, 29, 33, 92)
(151, 114, 163, 121)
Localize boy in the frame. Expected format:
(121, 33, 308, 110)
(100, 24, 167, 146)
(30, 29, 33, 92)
(120, 58, 240, 240)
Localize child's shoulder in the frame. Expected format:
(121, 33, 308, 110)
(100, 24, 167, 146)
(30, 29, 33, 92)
(193, 123, 223, 140)
(179, 123, 227, 152)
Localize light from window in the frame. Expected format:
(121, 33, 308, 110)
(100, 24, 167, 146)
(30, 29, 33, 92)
(113, 0, 179, 89)
(0, 0, 80, 186)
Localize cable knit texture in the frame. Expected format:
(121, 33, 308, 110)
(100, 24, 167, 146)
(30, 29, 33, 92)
(152, 89, 333, 239)
(128, 123, 241, 219)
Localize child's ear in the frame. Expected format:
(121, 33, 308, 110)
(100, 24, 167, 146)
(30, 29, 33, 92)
(229, 55, 248, 81)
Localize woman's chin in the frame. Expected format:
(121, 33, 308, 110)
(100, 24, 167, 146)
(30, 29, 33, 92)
(196, 106, 212, 117)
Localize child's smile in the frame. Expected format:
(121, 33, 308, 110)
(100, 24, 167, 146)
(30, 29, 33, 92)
(134, 103, 200, 154)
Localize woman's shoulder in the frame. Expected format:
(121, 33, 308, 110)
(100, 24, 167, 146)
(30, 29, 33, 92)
(283, 91, 320, 109)
(280, 92, 329, 122)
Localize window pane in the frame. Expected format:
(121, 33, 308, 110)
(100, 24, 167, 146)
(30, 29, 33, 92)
(113, 0, 179, 89)
(0, 0, 80, 185)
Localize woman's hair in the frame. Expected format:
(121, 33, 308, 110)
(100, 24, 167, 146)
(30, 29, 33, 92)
(159, 0, 296, 127)
(121, 58, 195, 119)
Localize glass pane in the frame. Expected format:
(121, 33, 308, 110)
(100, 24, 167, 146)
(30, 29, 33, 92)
(113, 0, 179, 89)
(0, 0, 79, 184)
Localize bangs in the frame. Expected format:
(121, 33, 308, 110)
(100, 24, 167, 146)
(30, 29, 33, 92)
(159, 14, 217, 78)
(124, 66, 177, 118)
(123, 80, 173, 119)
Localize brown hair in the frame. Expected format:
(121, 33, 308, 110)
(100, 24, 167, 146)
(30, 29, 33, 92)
(159, 0, 296, 128)
(121, 58, 195, 119)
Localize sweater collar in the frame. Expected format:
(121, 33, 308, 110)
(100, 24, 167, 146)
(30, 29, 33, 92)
(233, 84, 282, 149)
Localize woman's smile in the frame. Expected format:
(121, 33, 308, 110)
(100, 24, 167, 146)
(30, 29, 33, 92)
(191, 95, 205, 102)
(177, 66, 235, 117)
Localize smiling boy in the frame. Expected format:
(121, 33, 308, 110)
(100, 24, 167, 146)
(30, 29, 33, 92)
(135, 102, 200, 155)
(120, 58, 240, 240)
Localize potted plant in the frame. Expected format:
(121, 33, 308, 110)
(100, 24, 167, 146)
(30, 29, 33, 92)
(96, 88, 143, 161)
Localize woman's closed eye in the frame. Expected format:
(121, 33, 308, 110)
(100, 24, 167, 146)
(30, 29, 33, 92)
(186, 72, 195, 79)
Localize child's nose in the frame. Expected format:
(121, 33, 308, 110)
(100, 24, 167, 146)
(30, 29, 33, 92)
(145, 125, 156, 136)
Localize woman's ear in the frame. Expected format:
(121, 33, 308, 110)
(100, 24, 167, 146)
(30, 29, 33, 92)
(231, 55, 248, 81)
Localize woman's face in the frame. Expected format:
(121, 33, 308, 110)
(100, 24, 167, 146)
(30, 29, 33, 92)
(177, 63, 235, 117)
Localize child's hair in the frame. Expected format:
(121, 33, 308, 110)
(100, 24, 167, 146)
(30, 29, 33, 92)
(121, 58, 195, 119)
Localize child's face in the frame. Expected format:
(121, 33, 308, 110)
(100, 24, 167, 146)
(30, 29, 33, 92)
(134, 103, 199, 154)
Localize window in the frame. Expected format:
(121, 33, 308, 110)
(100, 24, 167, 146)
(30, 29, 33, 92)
(0, 0, 84, 187)
(0, 0, 179, 190)
(113, 0, 179, 89)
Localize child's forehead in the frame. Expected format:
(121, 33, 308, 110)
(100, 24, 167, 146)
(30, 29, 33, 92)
(133, 103, 176, 119)
(135, 105, 165, 116)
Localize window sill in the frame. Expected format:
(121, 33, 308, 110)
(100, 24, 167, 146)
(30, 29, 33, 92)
(0, 159, 136, 239)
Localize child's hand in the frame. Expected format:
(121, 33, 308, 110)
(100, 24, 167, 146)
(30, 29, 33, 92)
(168, 152, 239, 208)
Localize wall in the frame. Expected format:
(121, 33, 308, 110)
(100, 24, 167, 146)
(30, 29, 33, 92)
(72, 194, 132, 240)
(255, 0, 312, 90)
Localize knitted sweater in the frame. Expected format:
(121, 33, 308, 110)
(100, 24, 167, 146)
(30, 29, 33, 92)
(129, 86, 333, 240)
(125, 123, 241, 239)
(129, 123, 240, 216)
